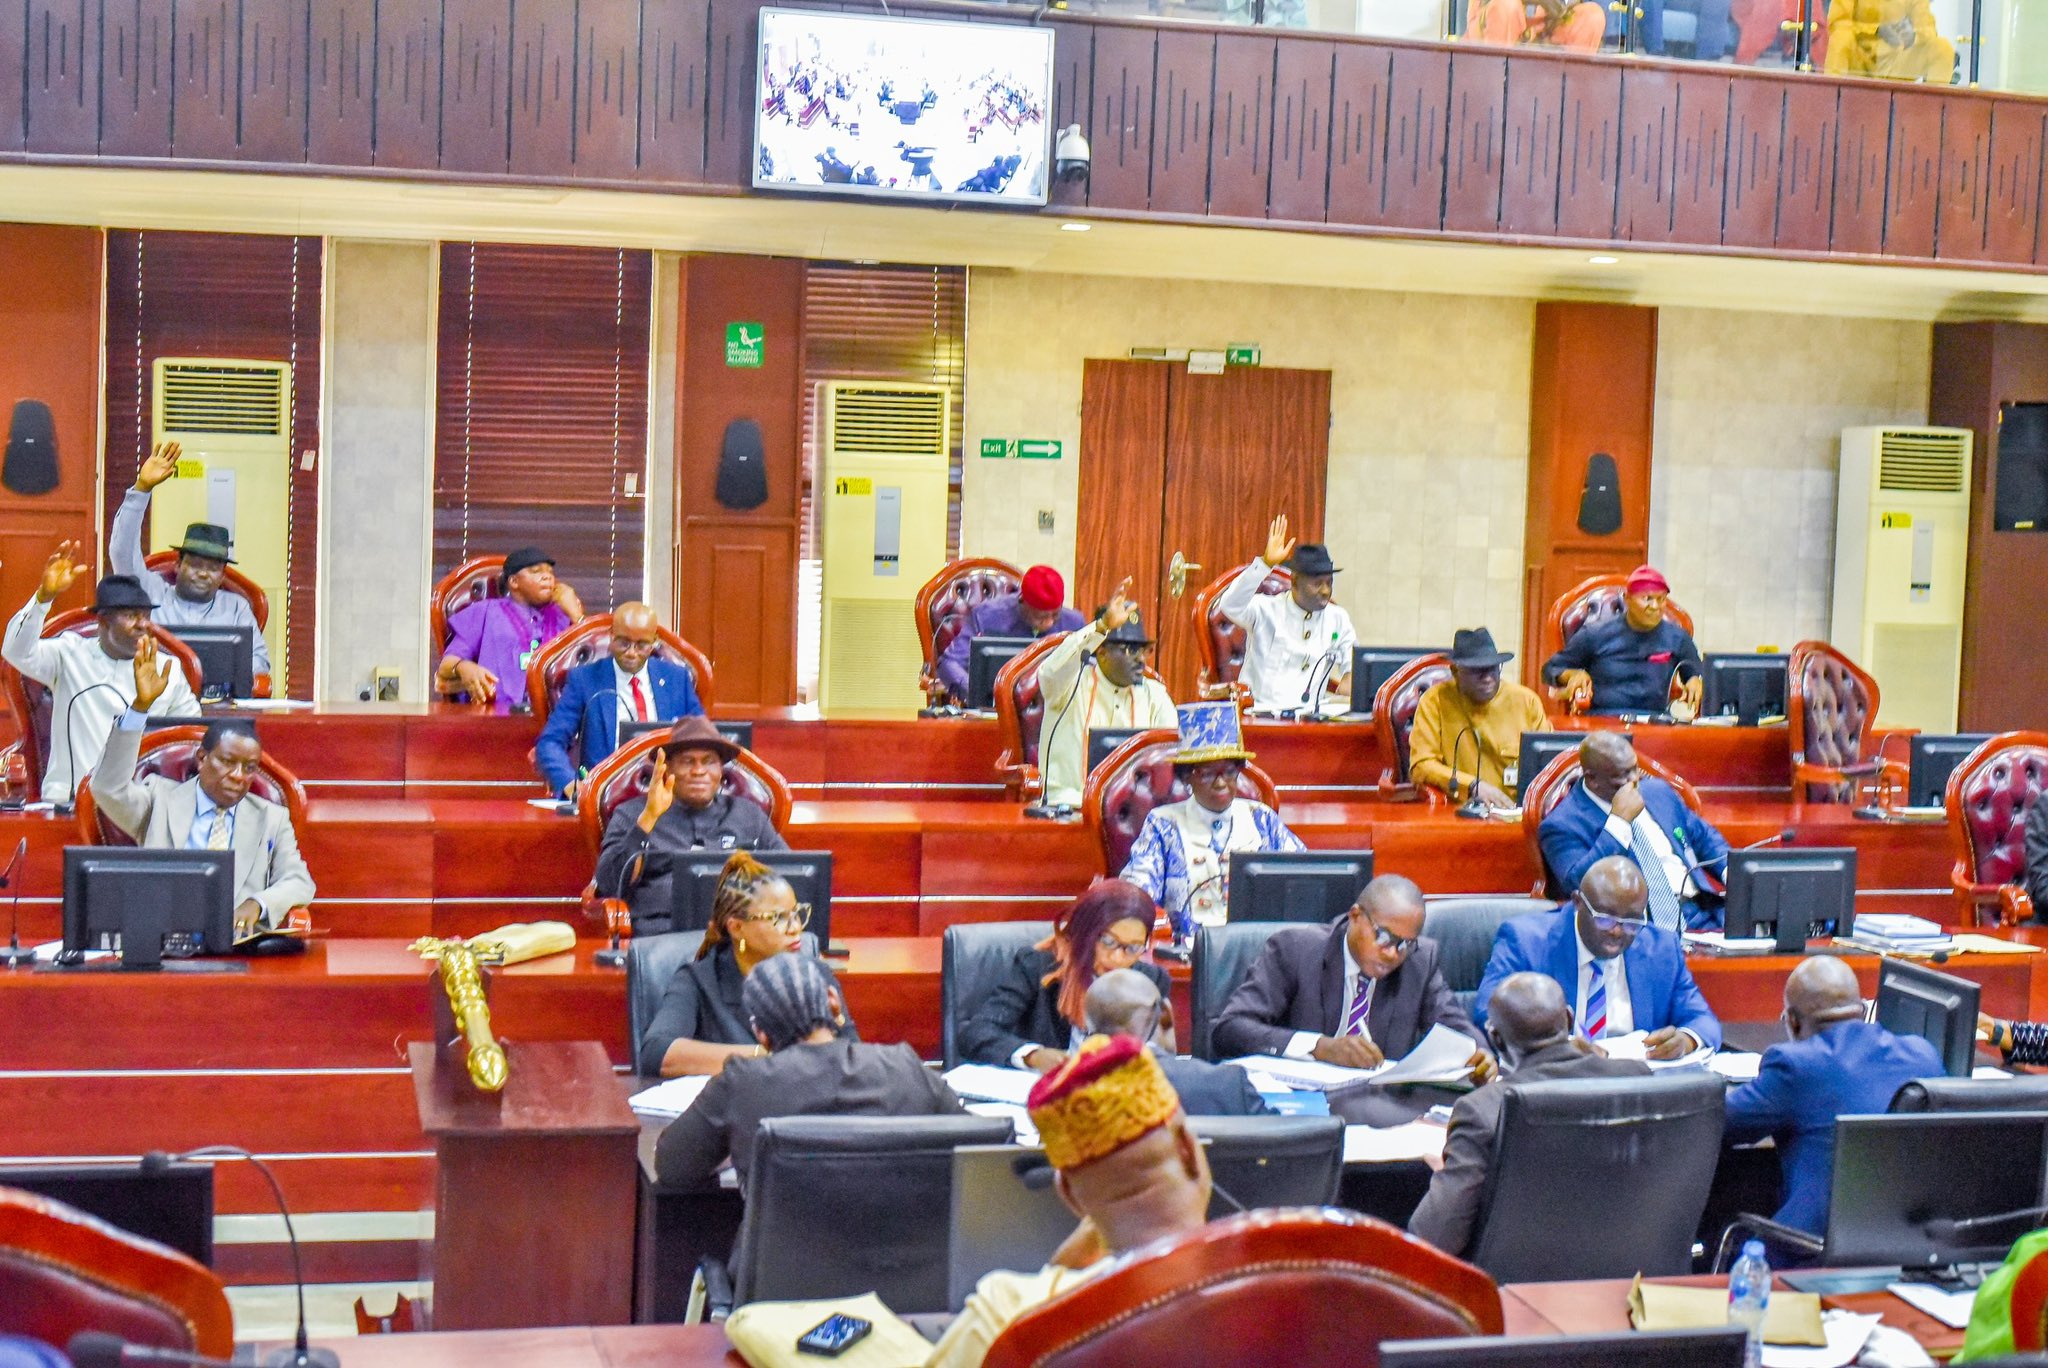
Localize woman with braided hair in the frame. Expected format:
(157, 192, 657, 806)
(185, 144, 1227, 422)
(637, 850, 856, 1077)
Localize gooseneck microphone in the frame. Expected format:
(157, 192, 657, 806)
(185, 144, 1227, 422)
(57, 679, 129, 815)
(142, 1147, 340, 1368)
(1295, 649, 1340, 720)
(1025, 637, 1092, 821)
(67, 1334, 234, 1368)
(0, 836, 30, 968)
(1449, 727, 1489, 821)
(1925, 1205, 2048, 1242)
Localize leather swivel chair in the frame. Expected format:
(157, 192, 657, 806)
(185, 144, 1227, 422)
(1945, 732, 2048, 926)
(140, 551, 272, 698)
(1518, 750, 1703, 898)
(74, 724, 308, 847)
(0, 612, 205, 799)
(941, 921, 1051, 1068)
(628, 930, 821, 1076)
(917, 557, 1022, 706)
(1190, 922, 1285, 1062)
(1190, 1115, 1344, 1211)
(1419, 895, 1551, 1013)
(525, 612, 717, 726)
(1083, 729, 1280, 877)
(1542, 574, 1695, 698)
(429, 554, 505, 662)
(1889, 1075, 2048, 1112)
(1192, 563, 1290, 702)
(992, 634, 1063, 802)
(1374, 653, 1452, 804)
(1787, 640, 1903, 805)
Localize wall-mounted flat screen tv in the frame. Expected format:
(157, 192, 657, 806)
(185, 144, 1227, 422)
(753, 9, 1055, 207)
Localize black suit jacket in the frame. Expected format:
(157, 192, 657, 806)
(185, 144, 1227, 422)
(956, 947, 1172, 1066)
(654, 1037, 965, 1190)
(1407, 1041, 1652, 1258)
(1210, 918, 1485, 1060)
(1155, 1052, 1273, 1116)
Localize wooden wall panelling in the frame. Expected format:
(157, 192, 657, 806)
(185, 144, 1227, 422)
(1883, 90, 1941, 259)
(1149, 30, 1213, 215)
(100, 0, 172, 158)
(1087, 24, 1156, 210)
(374, 0, 442, 170)
(1074, 360, 1169, 638)
(1934, 96, 1991, 261)
(702, 0, 760, 189)
(173, 0, 241, 161)
(24, 0, 99, 154)
(1828, 85, 1888, 255)
(638, 0, 709, 185)
(442, 0, 512, 174)
(1443, 50, 1505, 235)
(0, 0, 23, 151)
(1554, 61, 1621, 241)
(1499, 58, 1563, 237)
(570, 0, 639, 179)
(1984, 102, 2045, 267)
(237, 0, 310, 164)
(1325, 44, 1391, 227)
(1208, 32, 1274, 220)
(1615, 66, 1680, 241)
(509, 0, 575, 177)
(1267, 38, 1329, 223)
(1667, 72, 1729, 244)
(1379, 47, 1448, 231)
(1046, 20, 1092, 210)
(307, 0, 374, 167)
(1723, 78, 1784, 250)
(1777, 81, 1838, 252)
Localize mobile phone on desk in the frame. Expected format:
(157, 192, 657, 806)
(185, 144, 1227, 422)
(796, 1313, 873, 1357)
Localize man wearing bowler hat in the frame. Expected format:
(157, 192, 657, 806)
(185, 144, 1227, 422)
(3, 542, 201, 802)
(112, 442, 271, 688)
(1407, 627, 1548, 811)
(593, 714, 788, 932)
(1217, 513, 1357, 715)
(1035, 578, 1178, 811)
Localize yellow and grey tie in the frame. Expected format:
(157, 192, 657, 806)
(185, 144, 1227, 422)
(206, 808, 231, 850)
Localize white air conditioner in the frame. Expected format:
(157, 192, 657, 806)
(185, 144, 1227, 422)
(1830, 426, 1973, 733)
(818, 382, 951, 716)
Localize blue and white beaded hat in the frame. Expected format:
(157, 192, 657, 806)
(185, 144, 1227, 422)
(1172, 702, 1254, 766)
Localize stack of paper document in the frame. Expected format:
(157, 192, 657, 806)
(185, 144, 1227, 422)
(1684, 930, 1777, 955)
(1228, 1023, 1478, 1091)
(1342, 1121, 1447, 1165)
(628, 1074, 711, 1118)
(1599, 1030, 1715, 1071)
(1847, 914, 1954, 954)
(942, 1063, 1039, 1105)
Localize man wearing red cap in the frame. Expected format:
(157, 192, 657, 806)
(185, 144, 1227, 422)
(1541, 565, 1702, 717)
(935, 563, 1084, 705)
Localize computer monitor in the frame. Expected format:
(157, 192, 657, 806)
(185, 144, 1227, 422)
(1087, 727, 1146, 776)
(61, 846, 236, 970)
(1349, 647, 1439, 717)
(948, 1145, 1077, 1311)
(1227, 850, 1373, 924)
(1723, 847, 1856, 952)
(617, 718, 754, 753)
(172, 624, 255, 702)
(1381, 1330, 1748, 1368)
(0, 1160, 214, 1265)
(1906, 733, 1995, 808)
(1516, 732, 1581, 797)
(966, 636, 1035, 711)
(671, 849, 833, 946)
(1875, 958, 1980, 1079)
(1699, 653, 1789, 726)
(1825, 1113, 2048, 1269)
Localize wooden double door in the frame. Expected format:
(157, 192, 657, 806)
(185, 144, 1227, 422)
(1076, 361, 1332, 700)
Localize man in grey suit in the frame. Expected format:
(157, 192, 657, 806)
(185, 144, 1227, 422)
(1211, 875, 1488, 1072)
(92, 636, 314, 937)
(1084, 969, 1271, 1116)
(1408, 972, 1651, 1258)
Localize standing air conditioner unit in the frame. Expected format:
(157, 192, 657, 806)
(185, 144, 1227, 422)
(150, 360, 294, 685)
(1831, 426, 1972, 733)
(818, 382, 951, 716)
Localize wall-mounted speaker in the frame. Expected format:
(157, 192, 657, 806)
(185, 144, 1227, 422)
(716, 417, 768, 511)
(3, 399, 59, 496)
(1577, 451, 1622, 536)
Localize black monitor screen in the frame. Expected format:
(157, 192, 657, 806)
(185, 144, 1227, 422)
(0, 1161, 214, 1265)
(1700, 654, 1789, 725)
(173, 624, 256, 702)
(672, 849, 833, 946)
(1875, 958, 1980, 1078)
(62, 846, 236, 969)
(948, 1145, 1075, 1312)
(966, 637, 1034, 712)
(1827, 1113, 2048, 1268)
(617, 718, 754, 754)
(1381, 1330, 1748, 1368)
(1517, 732, 1581, 798)
(1724, 847, 1856, 951)
(1350, 648, 1438, 717)
(1087, 727, 1145, 776)
(1227, 850, 1373, 924)
(1907, 734, 1994, 808)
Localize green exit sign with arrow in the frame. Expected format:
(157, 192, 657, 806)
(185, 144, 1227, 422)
(978, 438, 1063, 460)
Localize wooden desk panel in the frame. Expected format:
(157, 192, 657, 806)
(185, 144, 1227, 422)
(1691, 949, 2035, 1020)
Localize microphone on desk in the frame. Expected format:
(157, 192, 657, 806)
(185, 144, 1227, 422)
(1925, 1205, 2048, 1242)
(1293, 649, 1341, 721)
(1163, 873, 1225, 954)
(0, 837, 30, 968)
(141, 1146, 340, 1368)
(1023, 646, 1092, 821)
(1449, 727, 1490, 821)
(1675, 827, 1795, 896)
(55, 681, 128, 815)
(68, 1334, 236, 1368)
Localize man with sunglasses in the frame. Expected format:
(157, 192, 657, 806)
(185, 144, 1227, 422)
(1538, 732, 1730, 931)
(534, 601, 706, 798)
(1473, 855, 1721, 1060)
(1213, 875, 1489, 1074)
(1036, 578, 1177, 810)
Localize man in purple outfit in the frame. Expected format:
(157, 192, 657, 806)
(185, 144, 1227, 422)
(435, 546, 585, 713)
(935, 564, 1084, 703)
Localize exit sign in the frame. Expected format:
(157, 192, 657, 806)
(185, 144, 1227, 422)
(1226, 344, 1261, 366)
(978, 438, 1063, 460)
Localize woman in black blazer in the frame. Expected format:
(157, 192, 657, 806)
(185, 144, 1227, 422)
(958, 879, 1171, 1072)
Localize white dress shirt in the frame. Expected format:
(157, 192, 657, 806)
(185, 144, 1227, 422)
(1586, 786, 1699, 898)
(1215, 559, 1357, 714)
(614, 662, 654, 725)
(1035, 621, 1177, 809)
(1285, 951, 1364, 1059)
(1574, 926, 1635, 1037)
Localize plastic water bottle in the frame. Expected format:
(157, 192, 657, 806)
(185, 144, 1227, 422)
(1728, 1238, 1771, 1368)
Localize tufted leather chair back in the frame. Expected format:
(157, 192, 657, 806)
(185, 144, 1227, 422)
(575, 730, 792, 856)
(1083, 730, 1280, 875)
(993, 632, 1064, 774)
(1788, 641, 1880, 803)
(0, 612, 206, 797)
(1193, 564, 1291, 695)
(141, 551, 269, 628)
(982, 1209, 1503, 1368)
(429, 555, 506, 658)
(916, 558, 1022, 703)
(0, 1186, 233, 1357)
(75, 726, 308, 848)
(1374, 653, 1452, 788)
(1544, 573, 1696, 666)
(1947, 733, 2048, 889)
(524, 613, 716, 725)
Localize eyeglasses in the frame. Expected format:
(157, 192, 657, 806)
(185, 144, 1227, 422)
(1096, 930, 1149, 959)
(1187, 761, 1243, 783)
(1352, 906, 1419, 956)
(745, 903, 812, 933)
(1575, 892, 1647, 935)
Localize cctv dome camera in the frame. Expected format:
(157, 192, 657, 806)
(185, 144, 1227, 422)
(1054, 124, 1091, 184)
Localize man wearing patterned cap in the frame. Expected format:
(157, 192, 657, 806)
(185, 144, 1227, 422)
(1121, 702, 1304, 942)
(1542, 564, 1702, 718)
(1217, 512, 1357, 715)
(936, 563, 1085, 704)
(1036, 578, 1177, 810)
(927, 1034, 1212, 1368)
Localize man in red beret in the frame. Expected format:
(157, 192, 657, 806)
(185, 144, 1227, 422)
(935, 563, 1084, 705)
(1542, 564, 1703, 718)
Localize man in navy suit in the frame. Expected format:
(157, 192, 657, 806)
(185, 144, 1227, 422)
(1725, 957, 1942, 1238)
(1084, 969, 1272, 1117)
(1474, 856, 1721, 1058)
(535, 601, 704, 797)
(1539, 733, 1731, 930)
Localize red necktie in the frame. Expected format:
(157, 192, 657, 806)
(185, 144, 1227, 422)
(630, 675, 650, 722)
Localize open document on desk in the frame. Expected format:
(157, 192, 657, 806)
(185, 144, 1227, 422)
(1227, 1023, 1479, 1091)
(1598, 1031, 1715, 1071)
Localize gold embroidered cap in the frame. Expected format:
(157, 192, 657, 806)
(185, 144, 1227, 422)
(1027, 1033, 1183, 1171)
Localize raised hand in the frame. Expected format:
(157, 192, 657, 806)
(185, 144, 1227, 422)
(37, 541, 90, 604)
(131, 634, 169, 712)
(1262, 513, 1296, 567)
(637, 750, 677, 832)
(136, 442, 182, 492)
(1099, 577, 1137, 633)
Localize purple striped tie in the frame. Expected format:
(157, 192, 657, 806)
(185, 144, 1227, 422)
(1343, 976, 1374, 1037)
(1585, 961, 1608, 1038)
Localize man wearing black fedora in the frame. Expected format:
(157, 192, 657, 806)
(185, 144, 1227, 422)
(1217, 513, 1357, 715)
(4, 541, 200, 802)
(1407, 627, 1548, 811)
(112, 442, 271, 688)
(1035, 577, 1178, 810)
